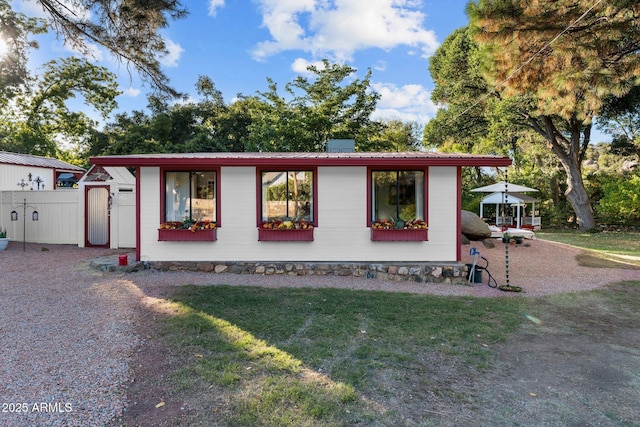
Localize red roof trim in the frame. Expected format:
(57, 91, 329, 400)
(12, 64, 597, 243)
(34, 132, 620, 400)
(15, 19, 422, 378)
(90, 152, 511, 168)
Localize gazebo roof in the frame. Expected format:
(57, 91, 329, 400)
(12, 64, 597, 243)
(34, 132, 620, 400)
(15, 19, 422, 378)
(481, 191, 538, 204)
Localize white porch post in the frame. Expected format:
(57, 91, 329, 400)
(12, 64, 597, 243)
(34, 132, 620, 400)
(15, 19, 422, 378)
(532, 201, 536, 228)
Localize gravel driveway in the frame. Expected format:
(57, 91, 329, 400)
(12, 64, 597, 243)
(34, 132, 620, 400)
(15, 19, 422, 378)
(0, 239, 638, 426)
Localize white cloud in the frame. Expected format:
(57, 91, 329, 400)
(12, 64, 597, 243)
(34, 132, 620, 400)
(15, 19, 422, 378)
(251, 0, 439, 61)
(208, 0, 225, 16)
(372, 82, 437, 124)
(291, 58, 327, 75)
(159, 38, 184, 67)
(123, 87, 141, 97)
(373, 60, 387, 72)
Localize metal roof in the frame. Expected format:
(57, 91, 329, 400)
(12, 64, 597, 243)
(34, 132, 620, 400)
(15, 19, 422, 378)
(91, 151, 511, 168)
(0, 151, 85, 172)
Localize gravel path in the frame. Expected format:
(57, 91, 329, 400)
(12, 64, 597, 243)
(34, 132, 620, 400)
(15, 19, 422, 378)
(0, 239, 638, 426)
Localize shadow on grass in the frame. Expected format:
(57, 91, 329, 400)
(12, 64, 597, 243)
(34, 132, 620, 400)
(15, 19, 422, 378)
(576, 250, 640, 269)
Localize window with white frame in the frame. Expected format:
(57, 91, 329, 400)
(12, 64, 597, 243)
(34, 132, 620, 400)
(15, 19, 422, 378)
(371, 170, 425, 223)
(164, 171, 216, 222)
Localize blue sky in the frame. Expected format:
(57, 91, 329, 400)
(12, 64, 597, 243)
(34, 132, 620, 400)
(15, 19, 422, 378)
(14, 0, 611, 142)
(17, 0, 470, 128)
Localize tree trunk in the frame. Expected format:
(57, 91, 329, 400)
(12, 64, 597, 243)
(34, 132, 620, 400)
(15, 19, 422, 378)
(558, 155, 595, 230)
(530, 115, 597, 230)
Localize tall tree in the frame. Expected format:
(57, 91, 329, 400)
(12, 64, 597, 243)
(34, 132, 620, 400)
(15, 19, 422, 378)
(424, 28, 541, 183)
(362, 120, 422, 152)
(86, 77, 251, 156)
(2, 0, 186, 96)
(425, 27, 491, 152)
(467, 0, 640, 230)
(0, 57, 119, 157)
(244, 60, 381, 152)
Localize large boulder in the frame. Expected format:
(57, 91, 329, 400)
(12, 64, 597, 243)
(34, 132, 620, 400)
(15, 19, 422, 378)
(461, 210, 491, 241)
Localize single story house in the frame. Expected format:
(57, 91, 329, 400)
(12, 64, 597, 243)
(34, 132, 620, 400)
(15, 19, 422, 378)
(90, 152, 511, 281)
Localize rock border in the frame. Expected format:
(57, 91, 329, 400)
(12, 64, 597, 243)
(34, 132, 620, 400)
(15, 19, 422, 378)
(147, 260, 470, 285)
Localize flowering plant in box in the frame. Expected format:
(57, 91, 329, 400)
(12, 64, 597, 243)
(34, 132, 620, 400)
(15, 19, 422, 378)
(371, 218, 395, 229)
(260, 218, 313, 230)
(159, 219, 216, 232)
(405, 219, 427, 229)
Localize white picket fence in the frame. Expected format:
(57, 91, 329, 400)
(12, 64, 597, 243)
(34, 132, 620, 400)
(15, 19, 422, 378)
(0, 190, 135, 247)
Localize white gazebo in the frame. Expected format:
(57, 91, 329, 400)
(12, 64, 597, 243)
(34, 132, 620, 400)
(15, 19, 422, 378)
(471, 181, 540, 229)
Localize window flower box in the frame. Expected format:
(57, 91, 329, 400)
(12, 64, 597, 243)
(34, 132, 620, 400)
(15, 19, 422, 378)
(158, 221, 217, 241)
(370, 228, 428, 241)
(370, 219, 428, 241)
(258, 219, 314, 241)
(258, 228, 314, 241)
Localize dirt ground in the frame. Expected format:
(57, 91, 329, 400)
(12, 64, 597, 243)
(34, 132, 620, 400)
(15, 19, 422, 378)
(476, 306, 640, 426)
(409, 281, 640, 426)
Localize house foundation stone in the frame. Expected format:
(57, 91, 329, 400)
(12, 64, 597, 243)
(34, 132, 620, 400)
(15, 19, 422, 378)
(147, 260, 470, 285)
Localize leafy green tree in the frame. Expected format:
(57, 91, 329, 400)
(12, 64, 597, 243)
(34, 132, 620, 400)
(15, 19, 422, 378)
(597, 86, 640, 159)
(425, 28, 492, 153)
(596, 173, 640, 223)
(424, 28, 555, 201)
(86, 76, 251, 156)
(244, 60, 381, 152)
(362, 120, 422, 152)
(464, 1, 640, 230)
(0, 57, 119, 157)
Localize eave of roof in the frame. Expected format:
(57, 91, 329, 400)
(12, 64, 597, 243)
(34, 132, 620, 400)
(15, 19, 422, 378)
(90, 152, 512, 168)
(0, 151, 85, 171)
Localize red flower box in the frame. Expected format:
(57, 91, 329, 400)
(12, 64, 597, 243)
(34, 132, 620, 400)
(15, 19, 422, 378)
(258, 228, 314, 241)
(158, 228, 217, 241)
(371, 228, 428, 241)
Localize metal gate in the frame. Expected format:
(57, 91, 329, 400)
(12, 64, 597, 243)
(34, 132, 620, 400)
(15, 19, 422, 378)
(85, 186, 110, 247)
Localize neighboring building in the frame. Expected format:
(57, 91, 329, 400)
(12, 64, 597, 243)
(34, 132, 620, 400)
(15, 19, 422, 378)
(0, 151, 85, 191)
(0, 152, 135, 247)
(90, 152, 511, 270)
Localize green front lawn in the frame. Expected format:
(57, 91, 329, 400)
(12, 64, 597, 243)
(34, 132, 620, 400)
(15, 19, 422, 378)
(162, 286, 525, 426)
(537, 231, 640, 257)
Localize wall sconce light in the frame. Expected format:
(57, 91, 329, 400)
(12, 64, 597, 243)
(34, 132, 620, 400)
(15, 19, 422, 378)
(28, 173, 32, 181)
(32, 211, 39, 221)
(11, 211, 18, 221)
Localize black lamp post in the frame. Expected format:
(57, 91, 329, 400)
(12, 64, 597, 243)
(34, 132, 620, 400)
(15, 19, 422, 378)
(11, 198, 39, 252)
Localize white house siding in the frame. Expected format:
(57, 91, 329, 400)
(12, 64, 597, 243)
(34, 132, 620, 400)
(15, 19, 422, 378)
(139, 167, 162, 261)
(425, 167, 458, 261)
(0, 164, 55, 191)
(139, 165, 460, 263)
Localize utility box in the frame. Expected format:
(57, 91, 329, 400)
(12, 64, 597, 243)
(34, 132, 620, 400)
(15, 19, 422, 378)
(465, 264, 483, 283)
